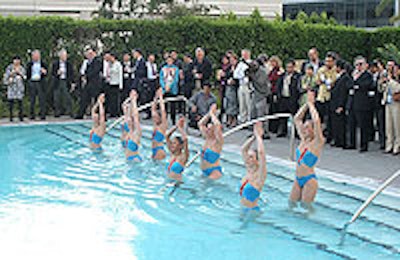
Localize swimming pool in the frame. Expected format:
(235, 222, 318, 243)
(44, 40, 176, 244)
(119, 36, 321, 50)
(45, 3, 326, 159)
(0, 122, 399, 260)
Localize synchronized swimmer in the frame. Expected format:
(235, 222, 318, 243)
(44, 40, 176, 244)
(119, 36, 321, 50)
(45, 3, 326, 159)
(198, 104, 224, 180)
(290, 91, 324, 210)
(89, 90, 323, 212)
(89, 93, 106, 151)
(151, 89, 168, 160)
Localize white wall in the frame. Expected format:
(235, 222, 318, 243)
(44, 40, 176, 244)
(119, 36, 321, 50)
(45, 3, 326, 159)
(0, 0, 282, 20)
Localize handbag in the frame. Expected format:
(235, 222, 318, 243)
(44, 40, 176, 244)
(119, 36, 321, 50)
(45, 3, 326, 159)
(393, 92, 400, 102)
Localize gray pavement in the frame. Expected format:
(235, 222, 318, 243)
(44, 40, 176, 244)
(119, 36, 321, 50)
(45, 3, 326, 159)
(1, 115, 400, 189)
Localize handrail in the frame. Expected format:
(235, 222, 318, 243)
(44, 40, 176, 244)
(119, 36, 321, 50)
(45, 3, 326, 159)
(346, 169, 400, 225)
(105, 95, 188, 133)
(185, 113, 292, 168)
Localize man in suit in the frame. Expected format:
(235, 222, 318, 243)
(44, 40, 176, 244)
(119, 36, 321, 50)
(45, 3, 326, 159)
(193, 47, 212, 92)
(351, 56, 376, 152)
(76, 47, 103, 119)
(121, 53, 133, 104)
(52, 49, 74, 118)
(131, 48, 147, 100)
(26, 49, 48, 120)
(330, 60, 352, 148)
(276, 59, 300, 137)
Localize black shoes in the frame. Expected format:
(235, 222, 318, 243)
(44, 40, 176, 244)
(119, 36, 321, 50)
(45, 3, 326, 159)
(343, 145, 356, 150)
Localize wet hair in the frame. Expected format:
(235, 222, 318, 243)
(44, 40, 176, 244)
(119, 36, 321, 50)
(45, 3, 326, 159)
(251, 149, 259, 160)
(175, 136, 184, 145)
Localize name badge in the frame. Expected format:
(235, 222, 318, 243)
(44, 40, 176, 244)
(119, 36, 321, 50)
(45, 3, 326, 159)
(368, 91, 375, 97)
(354, 85, 359, 90)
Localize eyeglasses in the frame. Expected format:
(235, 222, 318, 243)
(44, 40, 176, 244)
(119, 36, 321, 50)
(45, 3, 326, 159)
(356, 63, 363, 66)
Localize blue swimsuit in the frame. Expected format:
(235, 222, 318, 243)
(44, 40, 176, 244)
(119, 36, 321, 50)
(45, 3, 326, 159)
(166, 158, 184, 175)
(295, 148, 319, 188)
(126, 139, 142, 162)
(90, 131, 103, 151)
(201, 148, 223, 177)
(152, 130, 166, 158)
(239, 180, 261, 211)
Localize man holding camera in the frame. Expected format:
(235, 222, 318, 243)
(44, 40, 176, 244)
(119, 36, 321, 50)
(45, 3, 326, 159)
(248, 58, 271, 139)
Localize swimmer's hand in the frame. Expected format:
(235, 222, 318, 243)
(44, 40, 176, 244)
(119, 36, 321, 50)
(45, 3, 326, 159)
(98, 93, 105, 104)
(177, 117, 185, 129)
(209, 103, 217, 115)
(130, 89, 138, 100)
(307, 90, 315, 105)
(254, 122, 263, 137)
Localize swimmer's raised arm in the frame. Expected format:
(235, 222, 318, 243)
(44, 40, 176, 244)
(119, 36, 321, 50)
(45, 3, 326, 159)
(241, 135, 255, 161)
(177, 117, 189, 162)
(98, 94, 106, 125)
(159, 90, 167, 128)
(130, 90, 142, 137)
(254, 122, 267, 184)
(209, 104, 223, 143)
(166, 124, 178, 151)
(307, 91, 324, 144)
(198, 111, 211, 137)
(294, 101, 309, 141)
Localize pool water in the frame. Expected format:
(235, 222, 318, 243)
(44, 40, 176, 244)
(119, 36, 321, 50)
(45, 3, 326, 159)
(0, 123, 399, 260)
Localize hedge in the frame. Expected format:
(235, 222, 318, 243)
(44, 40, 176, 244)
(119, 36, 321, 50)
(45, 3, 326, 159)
(0, 15, 398, 117)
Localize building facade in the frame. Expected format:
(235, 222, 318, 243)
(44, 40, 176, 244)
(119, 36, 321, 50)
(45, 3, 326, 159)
(0, 0, 282, 20)
(283, 0, 394, 27)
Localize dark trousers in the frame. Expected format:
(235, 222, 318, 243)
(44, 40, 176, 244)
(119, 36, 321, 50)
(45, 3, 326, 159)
(77, 83, 100, 118)
(269, 94, 279, 133)
(376, 105, 386, 148)
(107, 85, 120, 117)
(189, 111, 202, 129)
(141, 80, 156, 116)
(29, 80, 46, 119)
(9, 99, 23, 120)
(179, 84, 193, 116)
(164, 92, 177, 125)
(54, 80, 72, 116)
(278, 97, 291, 136)
(354, 110, 371, 151)
(330, 110, 346, 147)
(316, 101, 331, 141)
(219, 84, 226, 122)
(346, 109, 356, 148)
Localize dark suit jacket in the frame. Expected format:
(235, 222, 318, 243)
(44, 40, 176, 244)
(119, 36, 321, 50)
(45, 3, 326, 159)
(193, 57, 212, 85)
(353, 71, 375, 111)
(277, 72, 300, 113)
(51, 60, 74, 88)
(86, 57, 102, 87)
(132, 57, 147, 89)
(330, 72, 352, 111)
(26, 61, 48, 82)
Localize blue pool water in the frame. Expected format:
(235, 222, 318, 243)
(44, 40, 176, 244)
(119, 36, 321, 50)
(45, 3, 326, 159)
(0, 123, 400, 260)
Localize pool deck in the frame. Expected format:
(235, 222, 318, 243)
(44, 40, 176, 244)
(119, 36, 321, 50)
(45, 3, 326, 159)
(1, 116, 400, 191)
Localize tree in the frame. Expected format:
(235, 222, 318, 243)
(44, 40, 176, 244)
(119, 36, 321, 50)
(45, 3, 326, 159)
(376, 0, 400, 24)
(94, 0, 217, 19)
(377, 43, 400, 64)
